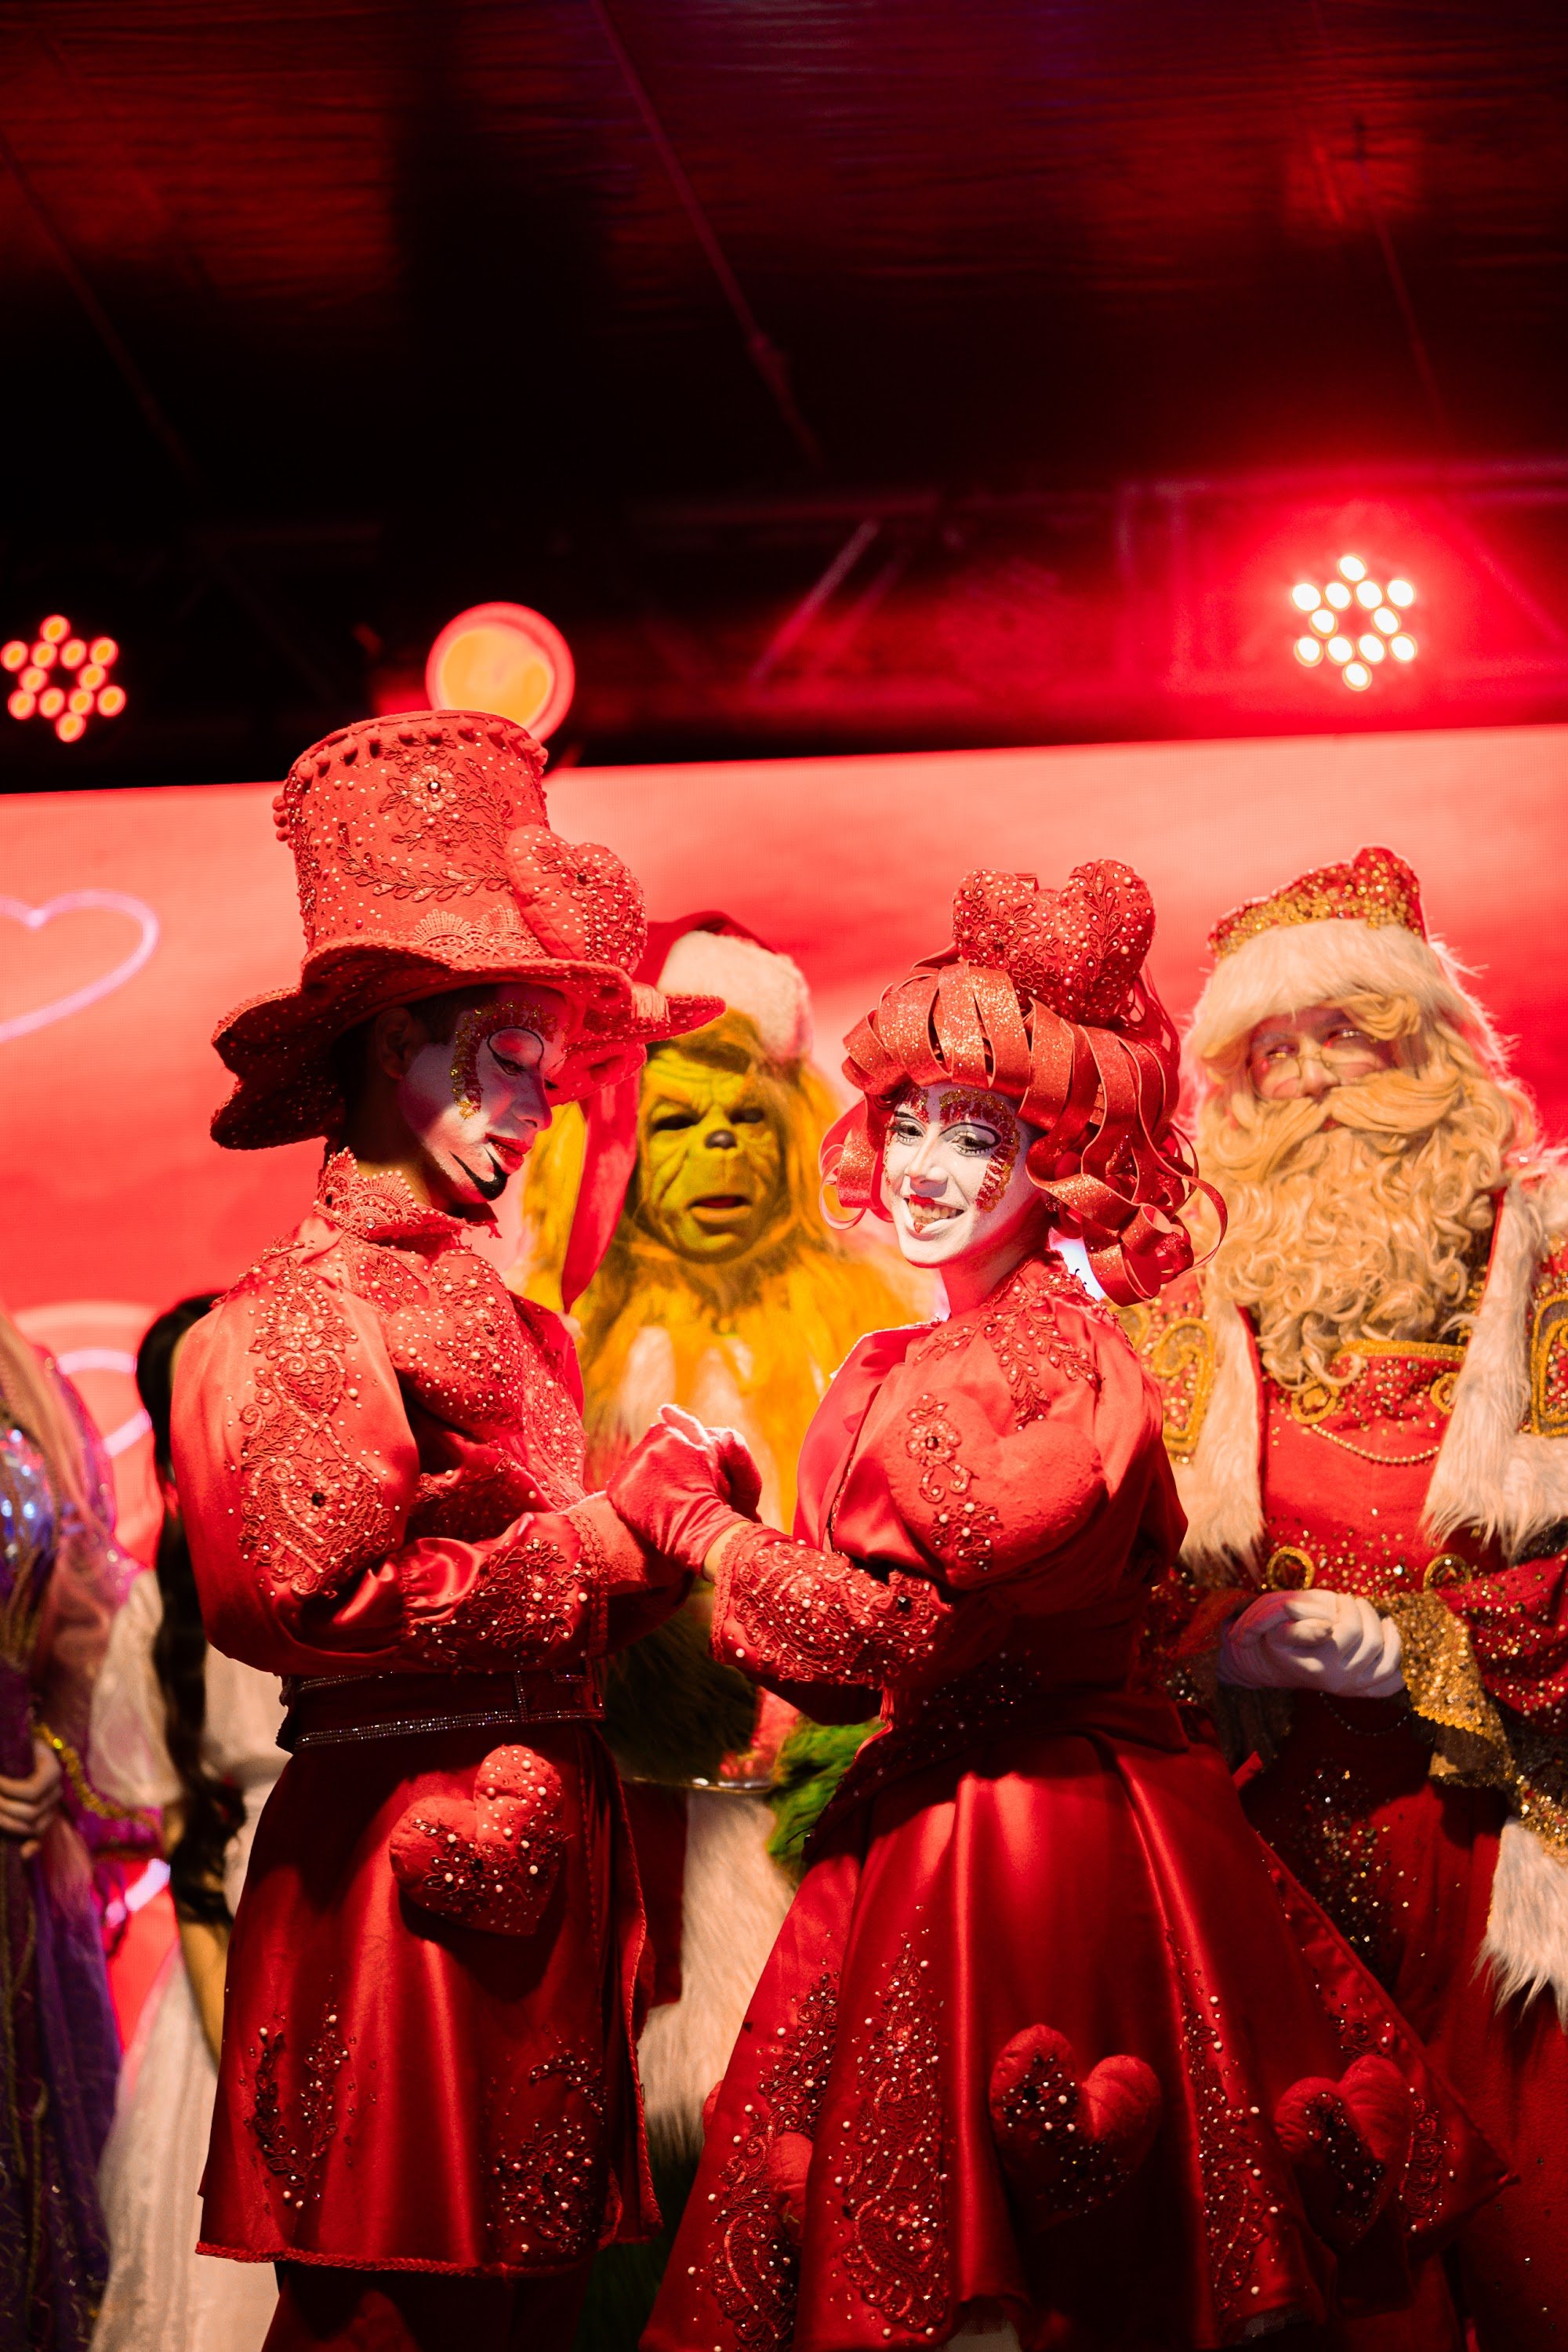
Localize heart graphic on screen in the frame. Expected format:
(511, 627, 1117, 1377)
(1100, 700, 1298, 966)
(0, 891, 161, 1045)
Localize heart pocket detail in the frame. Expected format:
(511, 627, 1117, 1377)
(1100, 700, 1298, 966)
(989, 2024, 1163, 2224)
(390, 1742, 564, 1937)
(951, 862, 1153, 1026)
(1273, 2055, 1415, 2250)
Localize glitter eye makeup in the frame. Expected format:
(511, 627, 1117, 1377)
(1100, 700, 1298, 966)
(936, 1088, 1021, 1214)
(448, 998, 561, 1115)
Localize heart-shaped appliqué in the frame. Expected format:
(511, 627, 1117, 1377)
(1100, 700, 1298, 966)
(952, 862, 1153, 1026)
(390, 1742, 564, 1937)
(0, 891, 160, 1046)
(1274, 2055, 1416, 2250)
(989, 2024, 1163, 2224)
(505, 827, 646, 973)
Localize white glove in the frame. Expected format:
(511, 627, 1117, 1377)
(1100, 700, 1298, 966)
(1218, 1589, 1404, 1700)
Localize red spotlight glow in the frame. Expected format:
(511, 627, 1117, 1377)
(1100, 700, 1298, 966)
(6, 688, 36, 720)
(424, 602, 574, 739)
(78, 663, 106, 691)
(1355, 580, 1383, 608)
(20, 665, 45, 694)
(1386, 579, 1415, 608)
(1294, 635, 1323, 666)
(38, 685, 65, 719)
(1338, 555, 1367, 583)
(67, 687, 94, 716)
(39, 614, 69, 644)
(1290, 582, 1320, 611)
(1390, 634, 1417, 662)
(1327, 635, 1353, 664)
(31, 641, 57, 670)
(96, 684, 127, 717)
(1374, 608, 1399, 634)
(1310, 608, 1335, 635)
(1, 641, 27, 673)
(1357, 634, 1386, 663)
(4, 613, 125, 736)
(1343, 661, 1372, 691)
(55, 711, 85, 743)
(1324, 581, 1352, 610)
(60, 637, 85, 670)
(89, 636, 118, 669)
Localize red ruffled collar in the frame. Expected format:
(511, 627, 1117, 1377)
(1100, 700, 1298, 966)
(314, 1149, 474, 1245)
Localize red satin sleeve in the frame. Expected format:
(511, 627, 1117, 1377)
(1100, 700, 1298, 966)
(170, 1266, 655, 1679)
(709, 1524, 973, 1695)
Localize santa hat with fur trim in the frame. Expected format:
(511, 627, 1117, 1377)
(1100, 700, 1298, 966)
(559, 913, 813, 1305)
(1189, 845, 1505, 1073)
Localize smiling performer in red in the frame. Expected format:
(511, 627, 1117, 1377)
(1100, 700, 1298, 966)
(623, 864, 1500, 2352)
(171, 713, 724, 2350)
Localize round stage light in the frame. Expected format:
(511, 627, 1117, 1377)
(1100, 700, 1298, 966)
(1309, 608, 1335, 635)
(67, 686, 94, 716)
(39, 614, 69, 644)
(1327, 636, 1353, 664)
(1386, 579, 1414, 608)
(1323, 580, 1352, 610)
(1355, 580, 1383, 608)
(1, 641, 27, 673)
(1390, 633, 1417, 662)
(7, 688, 35, 720)
(20, 665, 45, 693)
(89, 636, 118, 668)
(55, 711, 85, 742)
(38, 685, 65, 719)
(1338, 555, 1367, 582)
(31, 640, 57, 670)
(1373, 607, 1399, 634)
(425, 602, 575, 740)
(79, 663, 106, 691)
(60, 637, 85, 670)
(1343, 661, 1372, 691)
(1291, 582, 1321, 611)
(96, 684, 127, 717)
(1294, 635, 1324, 666)
(1358, 634, 1386, 663)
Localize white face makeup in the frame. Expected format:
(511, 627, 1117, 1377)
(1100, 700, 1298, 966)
(397, 986, 571, 1214)
(882, 1083, 1040, 1268)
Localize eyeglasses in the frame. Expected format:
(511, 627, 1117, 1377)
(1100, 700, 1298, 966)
(1247, 1029, 1386, 1087)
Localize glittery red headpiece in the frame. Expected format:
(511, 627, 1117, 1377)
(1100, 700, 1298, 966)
(1209, 844, 1425, 959)
(211, 711, 720, 1149)
(822, 861, 1218, 1304)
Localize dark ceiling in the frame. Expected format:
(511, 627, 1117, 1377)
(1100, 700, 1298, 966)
(2, 0, 1567, 783)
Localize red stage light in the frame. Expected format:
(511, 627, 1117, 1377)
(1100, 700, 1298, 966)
(1323, 581, 1352, 611)
(1373, 607, 1399, 634)
(1390, 633, 1417, 662)
(1290, 582, 1320, 612)
(1294, 635, 1323, 666)
(1357, 634, 1386, 664)
(1287, 566, 1418, 691)
(1310, 608, 1335, 635)
(425, 603, 574, 740)
(1327, 635, 1353, 665)
(1355, 580, 1383, 609)
(3, 615, 125, 734)
(1386, 579, 1415, 608)
(1343, 661, 1372, 691)
(1338, 555, 1367, 583)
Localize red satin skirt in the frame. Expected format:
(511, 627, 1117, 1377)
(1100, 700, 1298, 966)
(200, 1720, 656, 2276)
(644, 1686, 1500, 2352)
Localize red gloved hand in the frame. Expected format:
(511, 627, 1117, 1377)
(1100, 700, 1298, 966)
(608, 1406, 762, 1573)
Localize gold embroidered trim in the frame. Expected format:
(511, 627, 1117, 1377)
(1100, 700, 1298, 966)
(1118, 1300, 1216, 1461)
(1527, 1281, 1568, 1438)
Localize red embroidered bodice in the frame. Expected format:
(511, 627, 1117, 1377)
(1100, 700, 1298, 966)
(172, 1152, 655, 1680)
(709, 1252, 1185, 1726)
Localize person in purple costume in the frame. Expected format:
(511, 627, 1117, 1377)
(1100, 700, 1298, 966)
(0, 1308, 129, 2349)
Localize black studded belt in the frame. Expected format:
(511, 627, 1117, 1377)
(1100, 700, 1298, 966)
(278, 1666, 604, 1752)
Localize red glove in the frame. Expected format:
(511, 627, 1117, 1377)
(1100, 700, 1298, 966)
(608, 1407, 762, 1572)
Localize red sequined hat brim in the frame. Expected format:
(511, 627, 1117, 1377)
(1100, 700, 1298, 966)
(211, 941, 720, 1151)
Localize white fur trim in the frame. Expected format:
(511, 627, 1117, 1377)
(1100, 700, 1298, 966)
(1188, 917, 1500, 1066)
(659, 931, 813, 1064)
(1174, 1296, 1265, 1574)
(636, 1789, 793, 2161)
(1425, 1169, 1568, 1552)
(1480, 1818, 1568, 2024)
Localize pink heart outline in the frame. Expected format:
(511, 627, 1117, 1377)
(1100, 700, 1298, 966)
(0, 890, 161, 1045)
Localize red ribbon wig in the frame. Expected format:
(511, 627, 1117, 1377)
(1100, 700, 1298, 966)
(821, 862, 1220, 1305)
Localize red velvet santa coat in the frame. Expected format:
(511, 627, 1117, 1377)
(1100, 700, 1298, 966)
(1128, 1171, 1568, 2350)
(171, 1153, 682, 2277)
(644, 1252, 1499, 2352)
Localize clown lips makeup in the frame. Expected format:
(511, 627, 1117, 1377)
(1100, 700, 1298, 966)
(883, 1083, 1040, 1269)
(397, 989, 570, 1218)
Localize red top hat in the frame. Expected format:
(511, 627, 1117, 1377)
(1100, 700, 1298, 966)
(211, 711, 720, 1149)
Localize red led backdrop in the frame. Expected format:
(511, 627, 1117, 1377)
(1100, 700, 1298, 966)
(3, 724, 1565, 1555)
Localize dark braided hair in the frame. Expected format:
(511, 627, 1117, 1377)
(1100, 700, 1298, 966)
(136, 1297, 243, 1928)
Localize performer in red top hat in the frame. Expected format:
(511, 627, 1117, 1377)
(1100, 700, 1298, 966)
(171, 712, 729, 2350)
(1127, 846, 1568, 2350)
(620, 862, 1501, 2352)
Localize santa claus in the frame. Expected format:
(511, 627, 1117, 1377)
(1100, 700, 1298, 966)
(1130, 845, 1568, 2350)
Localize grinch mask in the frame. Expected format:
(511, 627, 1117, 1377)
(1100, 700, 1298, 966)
(633, 1042, 786, 1262)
